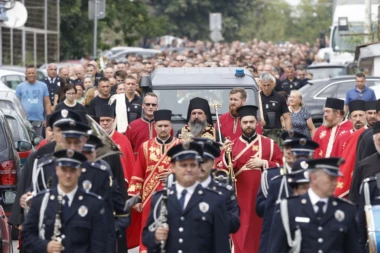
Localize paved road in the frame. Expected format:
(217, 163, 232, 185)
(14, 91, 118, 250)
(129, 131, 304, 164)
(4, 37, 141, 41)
(12, 241, 139, 253)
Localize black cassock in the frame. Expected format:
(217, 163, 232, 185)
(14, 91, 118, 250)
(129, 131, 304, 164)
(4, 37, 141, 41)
(349, 152, 380, 204)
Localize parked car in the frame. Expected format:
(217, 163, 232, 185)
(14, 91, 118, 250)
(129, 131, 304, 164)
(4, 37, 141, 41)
(142, 67, 259, 133)
(307, 62, 361, 80)
(109, 48, 162, 62)
(0, 65, 45, 80)
(0, 90, 35, 139)
(0, 110, 22, 219)
(0, 69, 22, 91)
(299, 76, 380, 126)
(2, 109, 36, 167)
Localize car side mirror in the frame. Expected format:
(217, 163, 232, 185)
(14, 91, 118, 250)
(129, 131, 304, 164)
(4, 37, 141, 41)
(15, 141, 32, 152)
(33, 136, 43, 146)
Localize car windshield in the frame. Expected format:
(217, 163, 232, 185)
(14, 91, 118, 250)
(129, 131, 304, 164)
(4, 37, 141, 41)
(307, 67, 345, 80)
(5, 116, 30, 142)
(152, 88, 257, 119)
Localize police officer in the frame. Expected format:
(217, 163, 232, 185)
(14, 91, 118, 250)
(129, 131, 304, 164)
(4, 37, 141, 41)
(281, 65, 303, 95)
(259, 72, 292, 146)
(194, 137, 240, 234)
(40, 63, 61, 108)
(22, 149, 107, 253)
(256, 130, 310, 217)
(142, 142, 230, 253)
(268, 158, 359, 253)
(80, 134, 130, 253)
(258, 138, 319, 253)
(357, 172, 380, 252)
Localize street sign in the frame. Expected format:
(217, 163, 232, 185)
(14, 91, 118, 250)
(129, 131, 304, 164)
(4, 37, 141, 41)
(209, 13, 222, 31)
(210, 30, 223, 42)
(89, 0, 106, 20)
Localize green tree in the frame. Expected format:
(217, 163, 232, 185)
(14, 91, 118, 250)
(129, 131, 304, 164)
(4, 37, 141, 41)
(152, 0, 255, 42)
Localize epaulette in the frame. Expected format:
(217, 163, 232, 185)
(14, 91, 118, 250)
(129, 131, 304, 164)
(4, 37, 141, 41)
(363, 176, 377, 183)
(212, 180, 234, 192)
(205, 187, 223, 196)
(271, 174, 284, 181)
(88, 162, 108, 171)
(85, 191, 103, 201)
(336, 197, 355, 206)
(38, 157, 55, 167)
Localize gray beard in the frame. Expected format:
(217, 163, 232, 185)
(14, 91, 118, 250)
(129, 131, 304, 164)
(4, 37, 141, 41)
(189, 121, 206, 137)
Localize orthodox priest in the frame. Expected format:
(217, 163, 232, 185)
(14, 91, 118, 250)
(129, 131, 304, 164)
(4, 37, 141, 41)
(330, 99, 366, 157)
(95, 104, 136, 183)
(349, 121, 380, 204)
(128, 109, 181, 253)
(215, 87, 262, 140)
(216, 105, 283, 253)
(313, 97, 353, 158)
(335, 100, 378, 198)
(177, 97, 223, 142)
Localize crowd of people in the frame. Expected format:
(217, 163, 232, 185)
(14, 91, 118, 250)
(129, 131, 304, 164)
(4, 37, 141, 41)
(9, 37, 380, 253)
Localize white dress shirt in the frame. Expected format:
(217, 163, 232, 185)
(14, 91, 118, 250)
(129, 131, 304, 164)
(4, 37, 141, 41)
(176, 182, 199, 210)
(57, 185, 78, 207)
(308, 188, 328, 213)
(199, 176, 212, 189)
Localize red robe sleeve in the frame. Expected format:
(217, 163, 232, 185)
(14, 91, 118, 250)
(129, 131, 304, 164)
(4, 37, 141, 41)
(127, 143, 146, 197)
(330, 132, 350, 157)
(115, 133, 136, 184)
(266, 139, 283, 168)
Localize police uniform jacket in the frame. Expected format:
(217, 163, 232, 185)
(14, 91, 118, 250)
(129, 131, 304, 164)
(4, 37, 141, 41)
(26, 154, 57, 193)
(358, 175, 380, 252)
(41, 76, 61, 105)
(208, 177, 240, 233)
(22, 187, 107, 253)
(259, 173, 293, 253)
(268, 193, 359, 253)
(142, 184, 230, 253)
(256, 167, 282, 217)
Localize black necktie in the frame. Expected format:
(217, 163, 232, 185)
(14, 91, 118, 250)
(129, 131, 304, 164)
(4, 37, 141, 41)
(316, 201, 325, 220)
(178, 189, 187, 211)
(62, 195, 69, 221)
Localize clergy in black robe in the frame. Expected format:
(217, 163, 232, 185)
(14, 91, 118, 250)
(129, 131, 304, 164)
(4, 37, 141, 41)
(349, 121, 380, 204)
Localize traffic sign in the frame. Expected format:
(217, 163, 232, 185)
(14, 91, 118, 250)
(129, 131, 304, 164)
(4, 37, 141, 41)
(89, 0, 106, 20)
(209, 13, 222, 31)
(210, 30, 223, 42)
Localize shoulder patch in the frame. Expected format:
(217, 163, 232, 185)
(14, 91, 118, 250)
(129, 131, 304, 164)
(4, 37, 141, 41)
(90, 162, 108, 172)
(336, 197, 354, 206)
(212, 180, 233, 192)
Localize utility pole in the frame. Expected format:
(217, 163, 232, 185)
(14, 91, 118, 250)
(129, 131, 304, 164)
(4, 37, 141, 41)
(93, 0, 98, 58)
(378, 5, 380, 42)
(89, 0, 105, 59)
(364, 0, 371, 43)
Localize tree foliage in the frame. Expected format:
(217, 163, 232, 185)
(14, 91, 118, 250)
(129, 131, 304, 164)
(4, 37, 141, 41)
(151, 0, 255, 42)
(60, 0, 168, 60)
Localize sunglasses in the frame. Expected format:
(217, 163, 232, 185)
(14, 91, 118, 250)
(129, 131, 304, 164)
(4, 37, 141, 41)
(144, 103, 157, 107)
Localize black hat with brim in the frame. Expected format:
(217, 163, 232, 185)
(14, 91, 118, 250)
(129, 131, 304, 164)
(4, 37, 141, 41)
(95, 104, 115, 118)
(54, 149, 87, 169)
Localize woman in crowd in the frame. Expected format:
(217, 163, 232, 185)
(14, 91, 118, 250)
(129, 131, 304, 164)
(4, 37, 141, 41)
(52, 78, 69, 110)
(83, 87, 98, 113)
(288, 90, 315, 138)
(54, 84, 86, 122)
(83, 75, 94, 89)
(75, 83, 85, 104)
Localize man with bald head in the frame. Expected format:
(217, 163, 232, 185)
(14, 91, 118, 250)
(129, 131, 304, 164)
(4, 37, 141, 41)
(40, 63, 60, 108)
(71, 65, 85, 84)
(58, 67, 69, 79)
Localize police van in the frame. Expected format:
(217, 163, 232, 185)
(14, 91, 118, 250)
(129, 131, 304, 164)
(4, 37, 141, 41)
(140, 67, 260, 133)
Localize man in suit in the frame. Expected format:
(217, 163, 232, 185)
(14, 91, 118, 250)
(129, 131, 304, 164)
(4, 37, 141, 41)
(40, 63, 61, 109)
(22, 149, 107, 253)
(142, 142, 230, 253)
(194, 137, 240, 234)
(269, 158, 359, 253)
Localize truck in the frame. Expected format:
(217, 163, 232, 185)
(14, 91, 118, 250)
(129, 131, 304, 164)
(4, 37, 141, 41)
(317, 0, 380, 64)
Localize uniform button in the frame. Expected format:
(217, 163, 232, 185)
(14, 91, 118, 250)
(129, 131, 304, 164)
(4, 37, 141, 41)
(318, 238, 323, 243)
(180, 216, 185, 221)
(179, 238, 183, 243)
(179, 227, 184, 232)
(61, 234, 65, 239)
(318, 250, 323, 253)
(202, 216, 206, 221)
(178, 251, 182, 253)
(318, 226, 323, 231)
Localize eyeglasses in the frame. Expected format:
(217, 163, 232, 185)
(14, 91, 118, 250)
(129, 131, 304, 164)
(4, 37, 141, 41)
(144, 103, 157, 107)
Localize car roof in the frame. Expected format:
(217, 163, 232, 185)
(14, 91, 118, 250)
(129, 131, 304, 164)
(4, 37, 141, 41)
(150, 67, 258, 88)
(0, 69, 25, 76)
